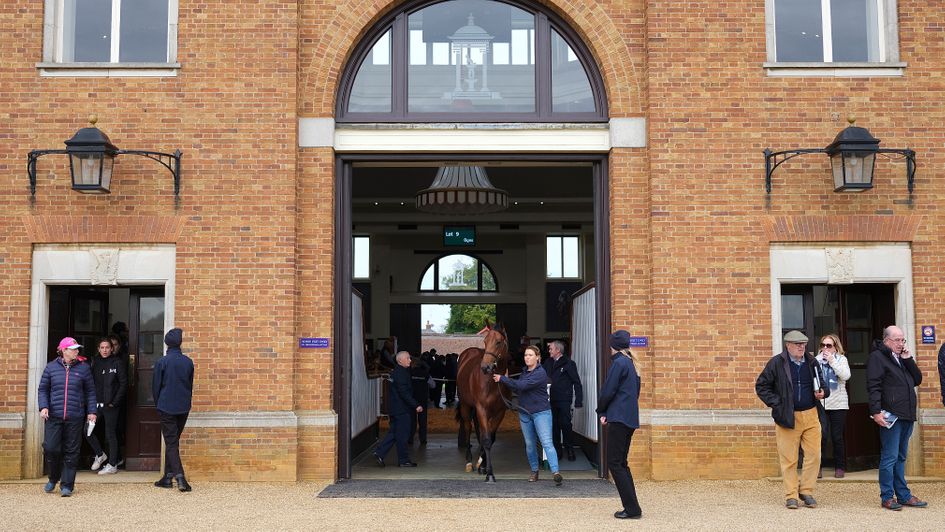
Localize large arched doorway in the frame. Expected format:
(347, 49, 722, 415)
(332, 0, 612, 480)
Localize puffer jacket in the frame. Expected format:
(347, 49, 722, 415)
(38, 357, 96, 420)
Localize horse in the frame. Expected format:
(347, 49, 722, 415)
(455, 322, 510, 482)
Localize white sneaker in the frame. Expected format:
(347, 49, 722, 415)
(98, 464, 118, 475)
(91, 453, 108, 471)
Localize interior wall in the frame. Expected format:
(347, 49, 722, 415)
(364, 229, 595, 341)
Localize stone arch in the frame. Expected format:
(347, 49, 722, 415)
(298, 0, 644, 117)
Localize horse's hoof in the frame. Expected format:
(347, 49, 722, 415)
(465, 463, 473, 473)
(485, 475, 496, 483)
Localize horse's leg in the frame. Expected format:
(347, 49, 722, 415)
(476, 406, 496, 482)
(458, 403, 475, 472)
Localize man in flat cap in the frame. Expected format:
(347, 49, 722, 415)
(756, 330, 829, 510)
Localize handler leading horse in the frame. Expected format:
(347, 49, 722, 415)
(455, 322, 510, 482)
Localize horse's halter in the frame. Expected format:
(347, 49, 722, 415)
(482, 328, 509, 372)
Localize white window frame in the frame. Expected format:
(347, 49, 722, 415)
(764, 0, 905, 77)
(546, 234, 581, 280)
(38, 0, 180, 77)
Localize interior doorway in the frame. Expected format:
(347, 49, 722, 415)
(335, 156, 611, 480)
(46, 286, 165, 472)
(780, 283, 895, 470)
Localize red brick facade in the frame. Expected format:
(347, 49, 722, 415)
(1, 1, 943, 481)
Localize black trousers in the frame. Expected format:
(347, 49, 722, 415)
(444, 380, 456, 404)
(606, 422, 641, 515)
(409, 407, 428, 444)
(159, 411, 189, 477)
(550, 401, 574, 449)
(820, 409, 848, 470)
(376, 412, 411, 464)
(87, 406, 121, 466)
(44, 417, 83, 489)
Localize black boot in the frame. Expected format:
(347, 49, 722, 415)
(175, 474, 192, 492)
(154, 474, 173, 488)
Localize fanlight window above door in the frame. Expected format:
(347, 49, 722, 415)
(339, 0, 606, 122)
(419, 254, 497, 292)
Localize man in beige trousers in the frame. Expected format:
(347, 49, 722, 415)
(756, 330, 829, 509)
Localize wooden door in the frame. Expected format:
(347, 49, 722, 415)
(389, 303, 421, 356)
(841, 284, 894, 470)
(123, 290, 165, 471)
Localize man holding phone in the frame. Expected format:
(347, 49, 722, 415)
(866, 325, 927, 511)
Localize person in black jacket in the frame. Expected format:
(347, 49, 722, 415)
(408, 355, 430, 445)
(152, 328, 195, 492)
(867, 326, 927, 510)
(543, 339, 583, 461)
(90, 337, 127, 475)
(938, 341, 945, 408)
(755, 330, 828, 510)
(597, 330, 642, 519)
(444, 352, 459, 406)
(373, 351, 422, 467)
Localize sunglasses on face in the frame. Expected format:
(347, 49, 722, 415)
(820, 343, 835, 348)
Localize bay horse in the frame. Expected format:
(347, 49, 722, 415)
(455, 322, 510, 482)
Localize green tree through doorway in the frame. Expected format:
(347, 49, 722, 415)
(446, 304, 496, 334)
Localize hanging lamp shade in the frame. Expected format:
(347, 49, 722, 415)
(415, 165, 509, 214)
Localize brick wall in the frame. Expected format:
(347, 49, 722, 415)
(181, 427, 298, 482)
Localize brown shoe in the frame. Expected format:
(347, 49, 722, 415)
(528, 471, 539, 482)
(882, 499, 903, 511)
(898, 496, 928, 508)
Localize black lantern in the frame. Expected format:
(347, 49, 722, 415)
(27, 116, 182, 202)
(64, 122, 120, 193)
(764, 118, 915, 195)
(824, 120, 879, 192)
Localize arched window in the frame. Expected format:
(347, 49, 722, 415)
(419, 254, 498, 291)
(338, 0, 607, 122)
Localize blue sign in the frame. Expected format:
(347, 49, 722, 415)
(921, 326, 935, 345)
(629, 336, 648, 348)
(299, 337, 330, 349)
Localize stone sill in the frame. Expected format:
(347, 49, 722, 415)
(36, 62, 181, 78)
(764, 62, 906, 77)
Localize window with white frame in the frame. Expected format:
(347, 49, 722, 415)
(353, 236, 370, 279)
(768, 0, 899, 64)
(44, 0, 178, 64)
(546, 235, 580, 279)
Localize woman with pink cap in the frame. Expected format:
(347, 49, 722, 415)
(37, 337, 97, 497)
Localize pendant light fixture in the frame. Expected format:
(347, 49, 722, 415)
(415, 165, 509, 214)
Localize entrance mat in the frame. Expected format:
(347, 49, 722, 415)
(317, 479, 616, 498)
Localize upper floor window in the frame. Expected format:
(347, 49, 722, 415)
(419, 254, 497, 292)
(40, 0, 180, 75)
(339, 0, 607, 122)
(765, 0, 901, 72)
(546, 235, 580, 279)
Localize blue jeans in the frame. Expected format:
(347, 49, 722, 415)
(878, 419, 914, 502)
(519, 409, 559, 473)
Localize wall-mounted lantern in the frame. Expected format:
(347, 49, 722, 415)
(764, 118, 915, 194)
(27, 116, 182, 199)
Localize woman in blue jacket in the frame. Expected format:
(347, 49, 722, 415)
(38, 337, 97, 497)
(492, 345, 563, 485)
(598, 330, 642, 519)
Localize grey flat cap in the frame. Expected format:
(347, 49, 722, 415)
(783, 330, 808, 343)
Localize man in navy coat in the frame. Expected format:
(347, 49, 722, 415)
(373, 351, 422, 467)
(152, 328, 195, 491)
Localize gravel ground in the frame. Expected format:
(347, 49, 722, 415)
(2, 479, 943, 531)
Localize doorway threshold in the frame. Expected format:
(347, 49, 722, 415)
(1, 471, 159, 485)
(767, 468, 945, 483)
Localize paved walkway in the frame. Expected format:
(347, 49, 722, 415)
(2, 478, 943, 530)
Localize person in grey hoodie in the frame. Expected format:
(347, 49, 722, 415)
(152, 328, 194, 492)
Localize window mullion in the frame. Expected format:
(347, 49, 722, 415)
(535, 13, 551, 119)
(111, 0, 121, 62)
(877, 0, 887, 62)
(821, 0, 833, 62)
(391, 14, 407, 118)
